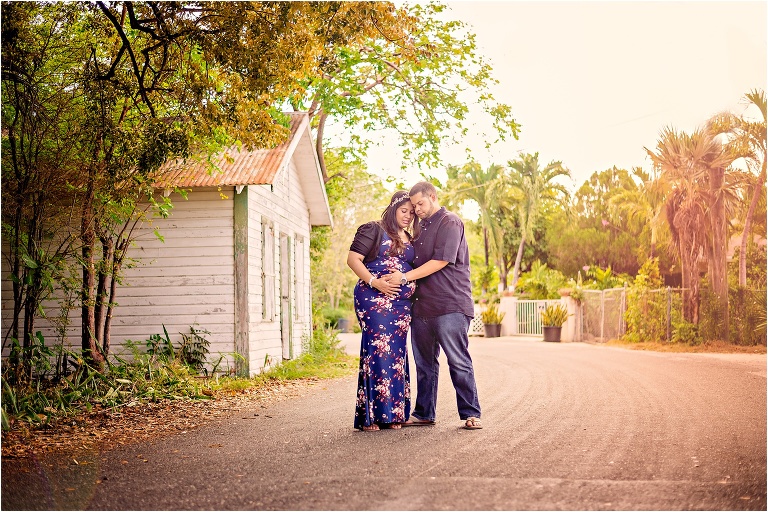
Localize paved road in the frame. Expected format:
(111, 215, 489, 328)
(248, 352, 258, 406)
(3, 335, 765, 510)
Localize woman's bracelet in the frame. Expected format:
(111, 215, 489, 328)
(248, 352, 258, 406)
(368, 276, 375, 287)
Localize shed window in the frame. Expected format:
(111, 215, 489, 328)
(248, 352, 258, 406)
(294, 236, 305, 322)
(261, 220, 275, 321)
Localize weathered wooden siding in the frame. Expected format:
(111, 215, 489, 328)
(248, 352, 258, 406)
(2, 155, 318, 376)
(246, 157, 312, 373)
(0, 189, 237, 368)
(112, 188, 237, 366)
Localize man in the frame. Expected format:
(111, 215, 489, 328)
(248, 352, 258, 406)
(388, 181, 482, 430)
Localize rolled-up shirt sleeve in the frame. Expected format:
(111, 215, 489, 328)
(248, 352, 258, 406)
(349, 222, 377, 257)
(430, 217, 462, 264)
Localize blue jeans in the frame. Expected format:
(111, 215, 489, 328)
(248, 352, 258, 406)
(411, 313, 481, 421)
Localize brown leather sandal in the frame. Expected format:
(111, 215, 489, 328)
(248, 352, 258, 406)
(463, 417, 483, 430)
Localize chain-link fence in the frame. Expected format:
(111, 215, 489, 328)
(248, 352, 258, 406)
(582, 285, 766, 345)
(699, 287, 767, 345)
(581, 288, 627, 342)
(623, 287, 684, 343)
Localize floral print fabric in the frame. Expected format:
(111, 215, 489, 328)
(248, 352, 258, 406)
(354, 232, 415, 430)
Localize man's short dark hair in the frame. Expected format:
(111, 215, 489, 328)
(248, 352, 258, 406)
(409, 181, 437, 198)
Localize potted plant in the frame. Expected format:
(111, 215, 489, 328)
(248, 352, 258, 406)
(480, 303, 505, 338)
(541, 303, 569, 342)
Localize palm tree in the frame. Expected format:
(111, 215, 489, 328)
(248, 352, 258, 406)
(608, 167, 670, 259)
(646, 127, 738, 334)
(444, 162, 509, 272)
(506, 152, 570, 292)
(710, 89, 767, 287)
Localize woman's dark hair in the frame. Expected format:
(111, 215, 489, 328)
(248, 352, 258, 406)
(379, 190, 418, 256)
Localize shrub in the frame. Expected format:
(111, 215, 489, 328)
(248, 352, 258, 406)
(541, 303, 569, 327)
(320, 307, 349, 329)
(672, 320, 702, 345)
(480, 303, 505, 324)
(623, 258, 678, 343)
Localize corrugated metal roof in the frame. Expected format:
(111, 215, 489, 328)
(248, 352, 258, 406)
(154, 112, 308, 188)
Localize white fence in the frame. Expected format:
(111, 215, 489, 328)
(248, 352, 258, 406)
(471, 298, 562, 337)
(510, 299, 562, 335)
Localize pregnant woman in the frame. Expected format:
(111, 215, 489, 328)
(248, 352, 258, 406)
(346, 190, 418, 431)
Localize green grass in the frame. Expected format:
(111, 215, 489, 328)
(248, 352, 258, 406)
(2, 327, 356, 431)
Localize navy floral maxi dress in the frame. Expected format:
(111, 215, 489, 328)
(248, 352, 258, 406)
(353, 231, 415, 430)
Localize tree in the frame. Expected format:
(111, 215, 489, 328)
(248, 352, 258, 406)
(710, 89, 767, 288)
(506, 152, 570, 291)
(1, 2, 85, 377)
(646, 126, 738, 332)
(293, 1, 521, 180)
(608, 167, 670, 260)
(443, 162, 508, 272)
(310, 150, 389, 312)
(3, 1, 433, 370)
(571, 166, 637, 226)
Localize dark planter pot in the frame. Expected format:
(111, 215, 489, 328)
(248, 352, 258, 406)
(484, 324, 502, 338)
(542, 326, 562, 342)
(336, 318, 350, 333)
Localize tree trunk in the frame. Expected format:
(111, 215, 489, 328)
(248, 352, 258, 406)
(315, 109, 329, 182)
(510, 235, 526, 292)
(679, 235, 700, 325)
(708, 167, 729, 340)
(9, 202, 23, 355)
(498, 262, 508, 292)
(21, 197, 46, 380)
(95, 235, 114, 345)
(103, 257, 121, 357)
(81, 169, 105, 370)
(739, 162, 766, 287)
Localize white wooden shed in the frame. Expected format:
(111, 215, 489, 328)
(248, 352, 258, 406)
(133, 111, 332, 375)
(0, 112, 331, 376)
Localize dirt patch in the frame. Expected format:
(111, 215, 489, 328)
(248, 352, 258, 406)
(604, 339, 767, 354)
(1, 378, 323, 461)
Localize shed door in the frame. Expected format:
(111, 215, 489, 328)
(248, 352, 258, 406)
(280, 234, 293, 359)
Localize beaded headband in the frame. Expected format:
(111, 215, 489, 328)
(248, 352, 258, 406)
(389, 194, 410, 209)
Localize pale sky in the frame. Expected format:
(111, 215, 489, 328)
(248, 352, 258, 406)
(356, 0, 767, 192)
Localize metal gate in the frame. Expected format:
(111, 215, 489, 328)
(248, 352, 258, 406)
(581, 287, 627, 342)
(502, 299, 561, 335)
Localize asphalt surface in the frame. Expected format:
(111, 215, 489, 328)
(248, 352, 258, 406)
(2, 334, 766, 510)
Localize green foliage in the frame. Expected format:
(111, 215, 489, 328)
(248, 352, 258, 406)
(239, 327, 355, 384)
(506, 152, 571, 289)
(671, 321, 702, 345)
(2, 326, 355, 432)
(133, 325, 213, 372)
(144, 326, 175, 360)
(302, 2, 520, 172)
(623, 258, 678, 343)
(444, 163, 510, 271)
(310, 149, 389, 312)
(178, 325, 212, 371)
(472, 264, 499, 299)
(1, 342, 210, 431)
(319, 307, 350, 330)
(699, 283, 767, 346)
(480, 303, 505, 325)
(546, 212, 644, 279)
(516, 260, 566, 299)
(585, 265, 627, 290)
(729, 243, 767, 290)
(634, 257, 664, 289)
(541, 303, 569, 327)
